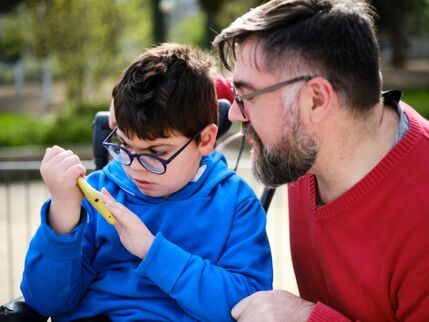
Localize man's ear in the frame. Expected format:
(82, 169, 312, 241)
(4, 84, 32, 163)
(301, 76, 334, 124)
(198, 123, 218, 156)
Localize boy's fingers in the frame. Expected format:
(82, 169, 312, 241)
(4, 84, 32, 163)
(100, 188, 131, 225)
(42, 146, 63, 164)
(101, 187, 114, 199)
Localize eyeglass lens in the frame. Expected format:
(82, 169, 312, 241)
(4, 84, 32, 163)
(107, 145, 166, 174)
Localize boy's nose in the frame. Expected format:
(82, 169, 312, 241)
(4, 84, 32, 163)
(228, 101, 247, 122)
(130, 157, 146, 172)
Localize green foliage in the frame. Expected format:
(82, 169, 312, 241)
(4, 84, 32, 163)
(217, 0, 263, 30)
(117, 0, 152, 53)
(402, 89, 429, 119)
(43, 102, 105, 145)
(0, 102, 108, 147)
(169, 13, 205, 47)
(25, 0, 122, 103)
(0, 113, 49, 146)
(0, 7, 27, 62)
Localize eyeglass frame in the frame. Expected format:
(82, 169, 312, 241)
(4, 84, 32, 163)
(231, 75, 315, 119)
(103, 128, 201, 175)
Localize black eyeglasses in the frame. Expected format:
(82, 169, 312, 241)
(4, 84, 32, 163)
(103, 128, 201, 175)
(231, 75, 314, 119)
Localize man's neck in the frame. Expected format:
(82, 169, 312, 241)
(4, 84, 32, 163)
(313, 102, 400, 205)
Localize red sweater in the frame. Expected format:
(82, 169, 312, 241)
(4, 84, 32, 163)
(288, 102, 429, 321)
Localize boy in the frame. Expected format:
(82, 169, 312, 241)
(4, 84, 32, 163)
(20, 43, 272, 321)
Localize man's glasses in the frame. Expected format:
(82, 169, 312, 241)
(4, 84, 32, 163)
(231, 75, 314, 119)
(103, 128, 201, 175)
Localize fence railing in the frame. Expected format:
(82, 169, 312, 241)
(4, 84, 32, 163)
(0, 160, 95, 304)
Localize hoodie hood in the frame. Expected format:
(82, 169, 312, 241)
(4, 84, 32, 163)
(100, 152, 235, 203)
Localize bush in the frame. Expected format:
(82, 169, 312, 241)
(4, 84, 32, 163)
(0, 101, 109, 147)
(402, 89, 429, 119)
(0, 113, 49, 146)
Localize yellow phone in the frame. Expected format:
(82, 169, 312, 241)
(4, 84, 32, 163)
(77, 177, 116, 225)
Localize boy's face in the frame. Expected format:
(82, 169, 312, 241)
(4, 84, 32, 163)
(116, 129, 207, 198)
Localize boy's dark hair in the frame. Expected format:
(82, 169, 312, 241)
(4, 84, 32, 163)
(213, 0, 381, 113)
(112, 43, 218, 141)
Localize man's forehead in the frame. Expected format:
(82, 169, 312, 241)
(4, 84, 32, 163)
(236, 37, 267, 71)
(233, 37, 281, 88)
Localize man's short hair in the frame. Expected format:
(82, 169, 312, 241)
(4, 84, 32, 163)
(213, 0, 381, 112)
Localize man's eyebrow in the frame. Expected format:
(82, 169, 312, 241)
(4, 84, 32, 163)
(233, 80, 256, 91)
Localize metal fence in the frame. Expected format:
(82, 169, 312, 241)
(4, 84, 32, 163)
(0, 160, 94, 304)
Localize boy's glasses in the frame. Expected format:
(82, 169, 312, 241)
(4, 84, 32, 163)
(103, 128, 201, 175)
(231, 75, 314, 119)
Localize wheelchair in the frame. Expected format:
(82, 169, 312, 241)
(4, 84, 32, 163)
(0, 99, 275, 321)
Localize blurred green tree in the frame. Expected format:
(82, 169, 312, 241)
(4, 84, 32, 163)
(0, 12, 26, 63)
(198, 0, 223, 48)
(0, 0, 24, 13)
(116, 0, 152, 59)
(152, 0, 167, 44)
(197, 0, 263, 49)
(26, 0, 122, 103)
(371, 0, 429, 67)
(0, 0, 26, 63)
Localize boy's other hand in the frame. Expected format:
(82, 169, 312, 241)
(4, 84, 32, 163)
(40, 145, 86, 234)
(101, 188, 155, 259)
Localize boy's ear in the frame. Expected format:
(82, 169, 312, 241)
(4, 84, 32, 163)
(198, 123, 218, 156)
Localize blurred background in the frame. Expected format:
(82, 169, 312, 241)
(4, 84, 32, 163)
(0, 0, 429, 306)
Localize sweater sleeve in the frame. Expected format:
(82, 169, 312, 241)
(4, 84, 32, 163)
(308, 302, 353, 322)
(20, 200, 97, 317)
(136, 196, 273, 322)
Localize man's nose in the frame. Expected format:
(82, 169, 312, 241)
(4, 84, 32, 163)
(228, 101, 247, 122)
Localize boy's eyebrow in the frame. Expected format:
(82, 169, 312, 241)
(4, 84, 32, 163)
(116, 130, 175, 149)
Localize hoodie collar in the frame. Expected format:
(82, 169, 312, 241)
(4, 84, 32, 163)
(102, 152, 232, 202)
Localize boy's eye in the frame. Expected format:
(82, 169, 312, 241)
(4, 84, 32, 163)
(118, 140, 128, 148)
(149, 149, 167, 157)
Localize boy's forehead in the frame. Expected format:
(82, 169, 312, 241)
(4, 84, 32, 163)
(116, 128, 185, 145)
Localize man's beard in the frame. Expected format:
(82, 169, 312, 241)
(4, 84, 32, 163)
(242, 103, 319, 187)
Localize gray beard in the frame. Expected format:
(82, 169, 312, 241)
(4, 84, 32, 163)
(243, 122, 319, 187)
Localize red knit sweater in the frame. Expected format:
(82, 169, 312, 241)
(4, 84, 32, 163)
(288, 102, 429, 321)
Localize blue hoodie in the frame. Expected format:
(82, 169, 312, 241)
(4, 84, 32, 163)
(21, 152, 273, 321)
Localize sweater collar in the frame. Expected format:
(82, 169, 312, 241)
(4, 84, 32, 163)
(310, 90, 425, 218)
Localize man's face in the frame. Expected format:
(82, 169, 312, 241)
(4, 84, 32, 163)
(230, 38, 319, 186)
(242, 95, 319, 187)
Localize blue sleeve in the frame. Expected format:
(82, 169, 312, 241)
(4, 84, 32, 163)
(20, 200, 97, 317)
(136, 196, 273, 322)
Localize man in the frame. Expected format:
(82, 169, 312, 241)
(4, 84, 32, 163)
(213, 0, 429, 321)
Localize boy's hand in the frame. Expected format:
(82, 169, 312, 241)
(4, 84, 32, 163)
(101, 188, 155, 259)
(40, 145, 86, 234)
